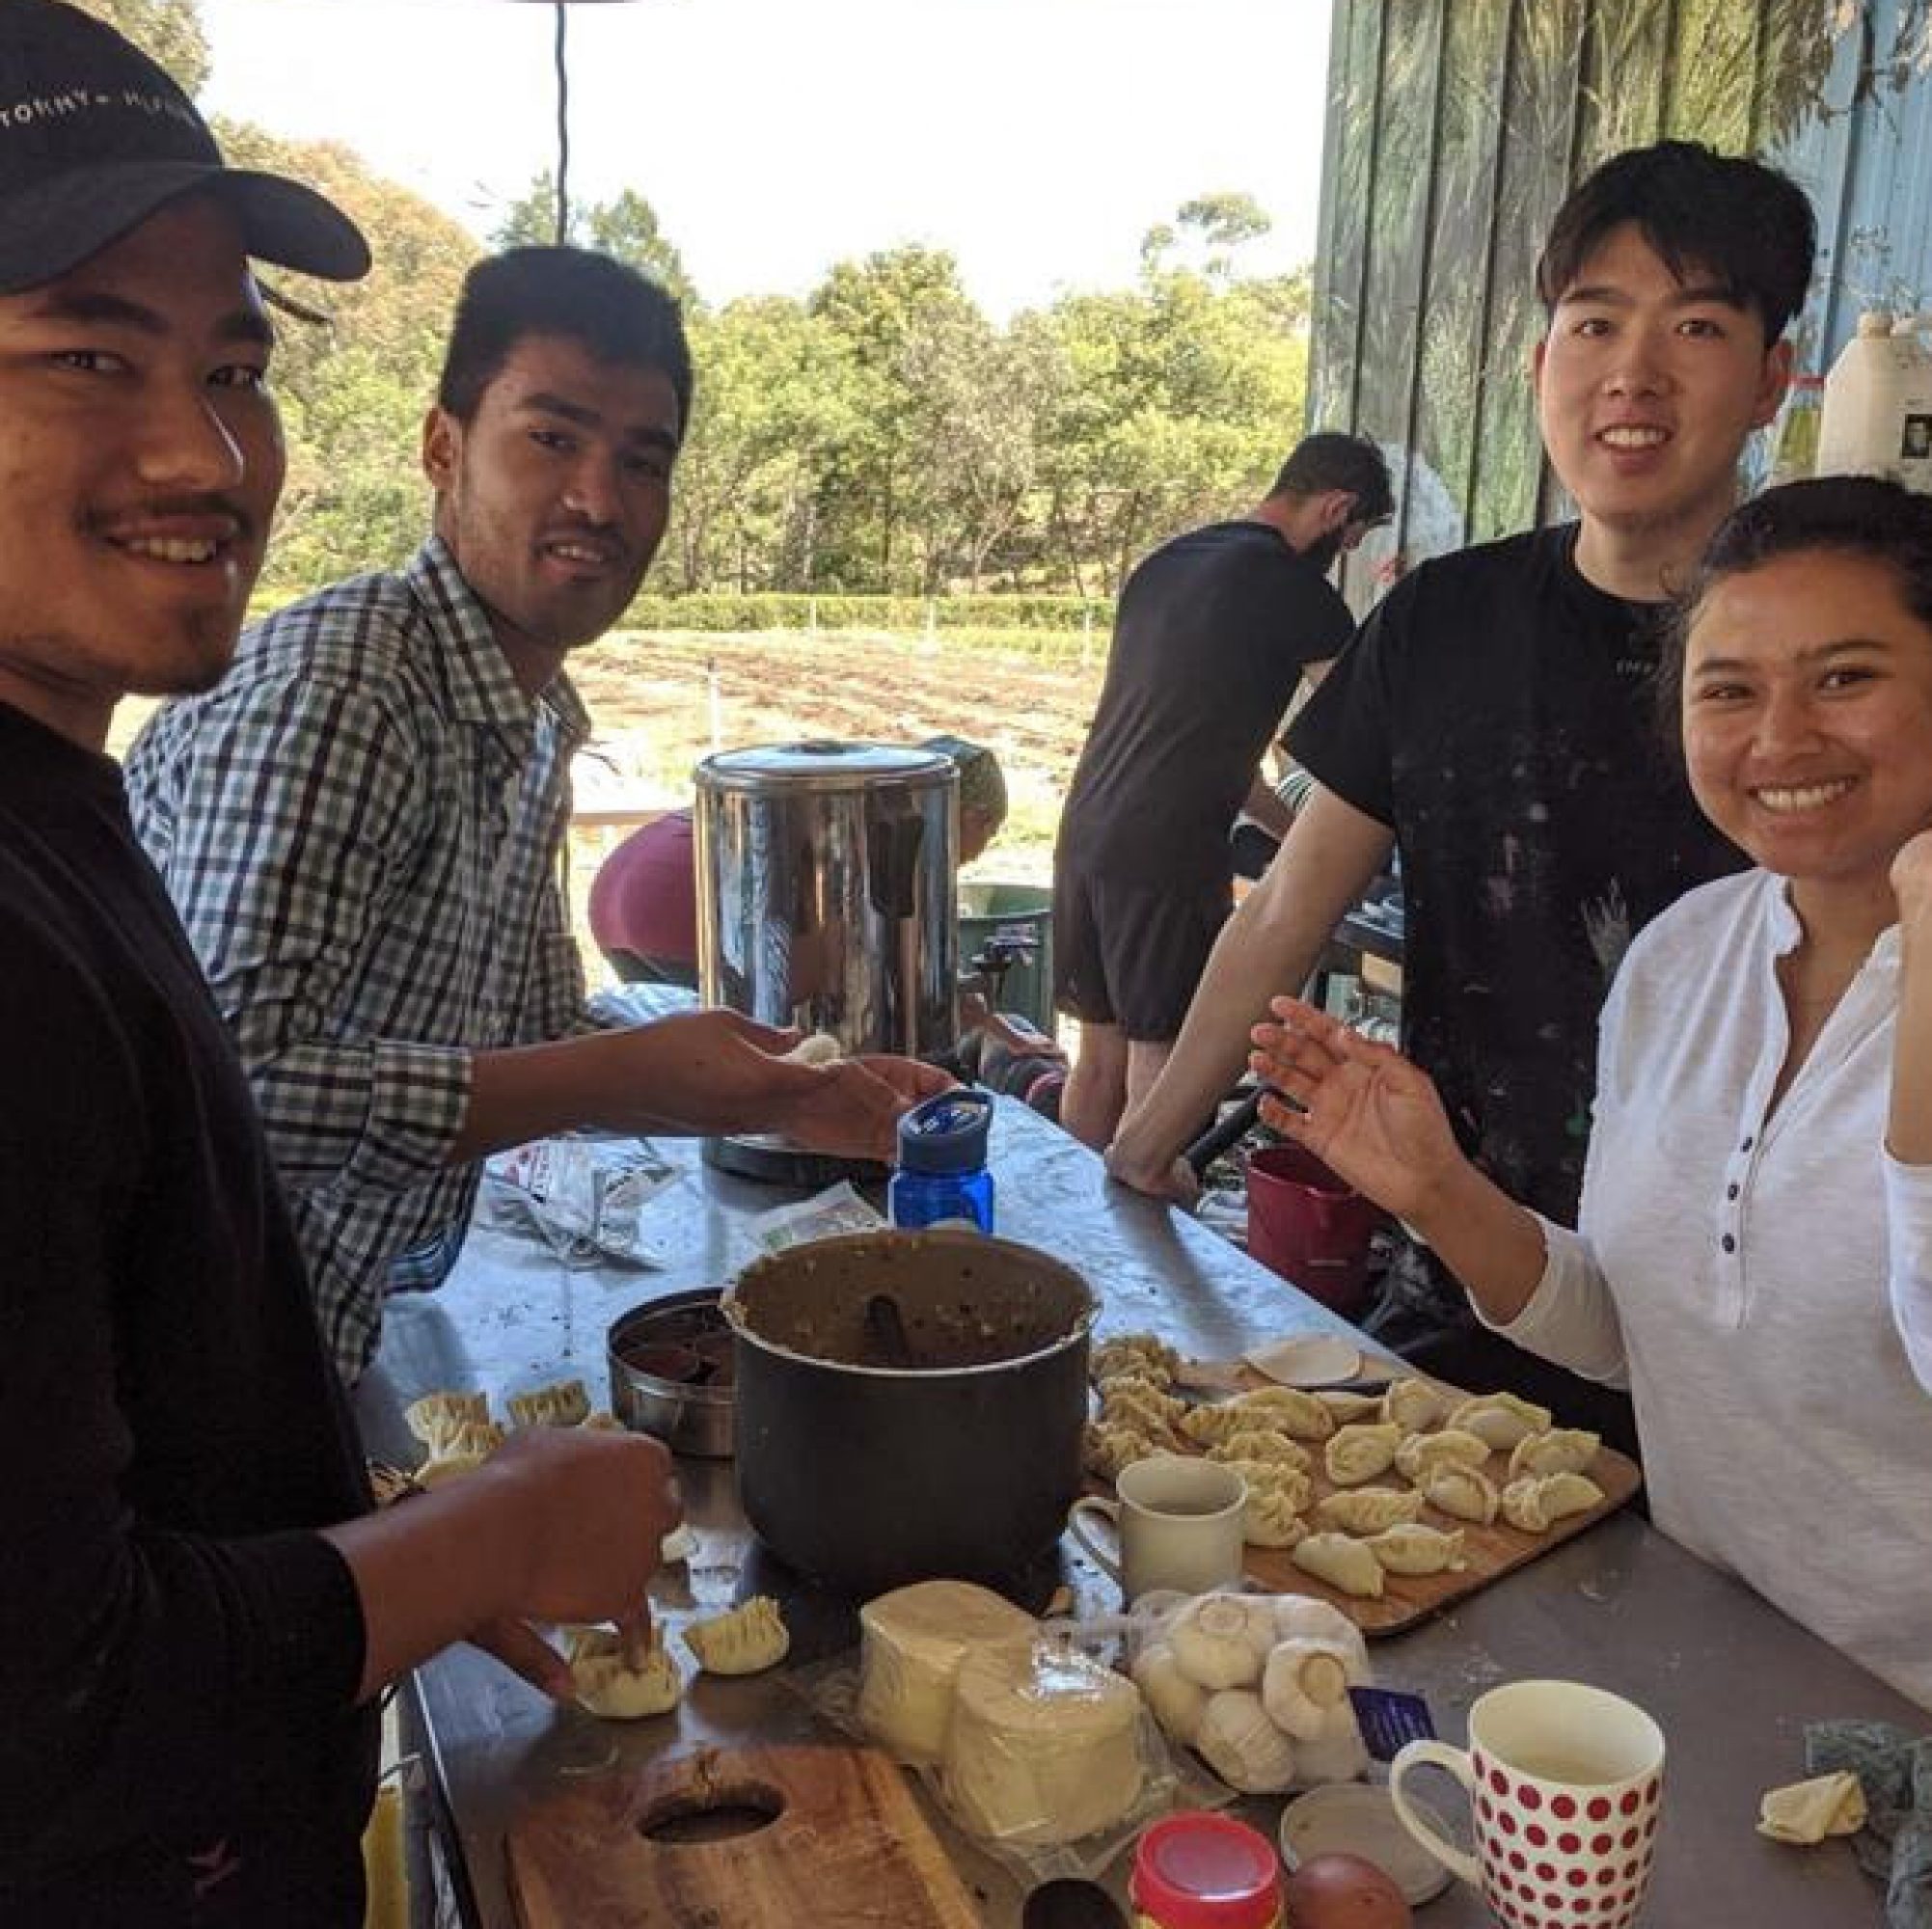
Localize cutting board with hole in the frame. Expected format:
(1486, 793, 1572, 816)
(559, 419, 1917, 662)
(506, 1739, 983, 1929)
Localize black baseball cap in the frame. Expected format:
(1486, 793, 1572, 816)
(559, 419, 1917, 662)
(0, 0, 369, 294)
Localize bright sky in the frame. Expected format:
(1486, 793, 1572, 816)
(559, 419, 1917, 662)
(199, 0, 1333, 320)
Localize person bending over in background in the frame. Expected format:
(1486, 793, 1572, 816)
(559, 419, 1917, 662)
(1253, 478, 1932, 1710)
(127, 246, 948, 1385)
(1108, 141, 1816, 1460)
(589, 734, 1009, 989)
(1051, 431, 1393, 1152)
(0, 10, 680, 1918)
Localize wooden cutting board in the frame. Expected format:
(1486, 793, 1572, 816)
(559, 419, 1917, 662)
(506, 1740, 983, 1929)
(1089, 1364, 1642, 1639)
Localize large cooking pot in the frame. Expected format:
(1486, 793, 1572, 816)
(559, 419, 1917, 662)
(696, 739, 960, 1185)
(723, 1230, 1094, 1595)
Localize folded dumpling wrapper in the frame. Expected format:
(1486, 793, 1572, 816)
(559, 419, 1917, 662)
(1756, 1770, 1867, 1844)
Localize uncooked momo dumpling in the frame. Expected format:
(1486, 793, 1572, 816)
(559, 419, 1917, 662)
(1290, 1532, 1385, 1599)
(1509, 1426, 1600, 1480)
(1500, 1470, 1604, 1534)
(1091, 1334, 1182, 1388)
(1316, 1389, 1384, 1424)
(1448, 1391, 1552, 1451)
(404, 1390, 490, 1452)
(1396, 1427, 1491, 1483)
(1380, 1375, 1449, 1432)
(1423, 1464, 1499, 1526)
(1098, 1379, 1185, 1440)
(682, 1595, 791, 1675)
(1206, 1427, 1313, 1472)
(1365, 1522, 1468, 1575)
(1242, 1484, 1309, 1549)
(1314, 1486, 1425, 1535)
(1229, 1386, 1335, 1442)
(1218, 1458, 1313, 1515)
(1323, 1421, 1403, 1486)
(506, 1378, 591, 1428)
(1083, 1419, 1156, 1481)
(567, 1626, 683, 1719)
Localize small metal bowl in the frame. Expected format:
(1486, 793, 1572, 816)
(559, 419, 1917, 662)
(609, 1289, 735, 1458)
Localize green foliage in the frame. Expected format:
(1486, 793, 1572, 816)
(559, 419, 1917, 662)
(75, 0, 210, 95)
(493, 173, 696, 309)
(212, 120, 480, 594)
(619, 591, 1109, 635)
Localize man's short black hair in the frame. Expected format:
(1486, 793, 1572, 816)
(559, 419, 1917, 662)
(1268, 432, 1395, 523)
(1537, 141, 1816, 344)
(436, 245, 694, 433)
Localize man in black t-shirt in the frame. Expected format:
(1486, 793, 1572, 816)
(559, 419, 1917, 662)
(0, 13, 684, 1921)
(1053, 433, 1393, 1149)
(1108, 144, 1816, 1454)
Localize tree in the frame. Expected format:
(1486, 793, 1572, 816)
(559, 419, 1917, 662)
(213, 122, 480, 589)
(493, 173, 696, 308)
(75, 0, 210, 95)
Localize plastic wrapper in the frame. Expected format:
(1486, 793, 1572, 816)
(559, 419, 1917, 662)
(747, 1180, 885, 1255)
(1088, 1589, 1376, 1797)
(792, 1622, 1225, 1887)
(484, 1136, 675, 1266)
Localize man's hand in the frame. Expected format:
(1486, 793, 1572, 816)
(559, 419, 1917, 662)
(774, 1054, 955, 1162)
(475, 1425, 681, 1631)
(1104, 1135, 1201, 1207)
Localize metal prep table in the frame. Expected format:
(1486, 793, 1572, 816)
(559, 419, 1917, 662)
(358, 1100, 1913, 1927)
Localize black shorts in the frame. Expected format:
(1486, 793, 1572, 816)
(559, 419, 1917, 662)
(1051, 862, 1230, 1041)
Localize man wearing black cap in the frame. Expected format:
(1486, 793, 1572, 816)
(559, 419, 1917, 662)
(0, 9, 681, 1920)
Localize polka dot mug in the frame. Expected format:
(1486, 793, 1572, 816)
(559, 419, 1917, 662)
(1389, 1679, 1665, 1929)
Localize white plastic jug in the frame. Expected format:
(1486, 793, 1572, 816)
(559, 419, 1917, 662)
(1816, 309, 1932, 491)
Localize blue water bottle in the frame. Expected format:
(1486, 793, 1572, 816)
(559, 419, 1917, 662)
(889, 1091, 995, 1233)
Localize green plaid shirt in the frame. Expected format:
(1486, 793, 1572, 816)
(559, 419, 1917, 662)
(125, 539, 597, 1381)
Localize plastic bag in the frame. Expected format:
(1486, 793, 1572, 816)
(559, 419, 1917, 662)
(484, 1137, 676, 1267)
(746, 1180, 885, 1255)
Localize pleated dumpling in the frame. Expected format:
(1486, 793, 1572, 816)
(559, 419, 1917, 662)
(1380, 1375, 1449, 1432)
(1091, 1333, 1182, 1388)
(1501, 1470, 1604, 1534)
(1229, 1385, 1336, 1442)
(1290, 1531, 1386, 1598)
(1097, 1378, 1184, 1442)
(682, 1596, 791, 1675)
(1508, 1426, 1601, 1480)
(1323, 1421, 1403, 1486)
(404, 1390, 489, 1453)
(1082, 1419, 1155, 1481)
(1423, 1463, 1499, 1525)
(1314, 1485, 1425, 1535)
(1396, 1427, 1490, 1483)
(566, 1627, 683, 1719)
(506, 1378, 591, 1428)
(1447, 1391, 1551, 1451)
(1205, 1427, 1313, 1473)
(1241, 1484, 1309, 1548)
(1218, 1458, 1313, 1515)
(1366, 1522, 1468, 1575)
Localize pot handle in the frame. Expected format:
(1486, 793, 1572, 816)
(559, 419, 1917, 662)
(1066, 1496, 1123, 1583)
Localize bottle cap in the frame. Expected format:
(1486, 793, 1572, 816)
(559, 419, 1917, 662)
(896, 1089, 993, 1175)
(1129, 1812, 1283, 1928)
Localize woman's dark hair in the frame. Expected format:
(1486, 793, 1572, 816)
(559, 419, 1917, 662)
(1658, 475, 1932, 751)
(436, 245, 694, 434)
(1538, 141, 1815, 344)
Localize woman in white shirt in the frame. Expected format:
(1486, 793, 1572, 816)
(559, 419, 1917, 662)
(1251, 475, 1932, 1709)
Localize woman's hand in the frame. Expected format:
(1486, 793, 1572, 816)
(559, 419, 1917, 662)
(1248, 993, 1466, 1222)
(1891, 829, 1932, 930)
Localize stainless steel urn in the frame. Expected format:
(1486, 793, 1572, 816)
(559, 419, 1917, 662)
(694, 741, 959, 1182)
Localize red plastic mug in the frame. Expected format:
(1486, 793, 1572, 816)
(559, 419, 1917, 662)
(1244, 1144, 1379, 1315)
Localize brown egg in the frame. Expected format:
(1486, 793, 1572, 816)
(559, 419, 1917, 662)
(1282, 1851, 1413, 1929)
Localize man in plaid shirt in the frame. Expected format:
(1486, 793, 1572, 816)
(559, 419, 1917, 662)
(127, 247, 947, 1382)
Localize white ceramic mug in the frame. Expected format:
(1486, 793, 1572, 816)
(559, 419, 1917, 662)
(1068, 1453, 1246, 1601)
(1389, 1679, 1666, 1929)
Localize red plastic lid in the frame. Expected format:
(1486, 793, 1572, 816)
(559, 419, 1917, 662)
(1129, 1813, 1283, 1929)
